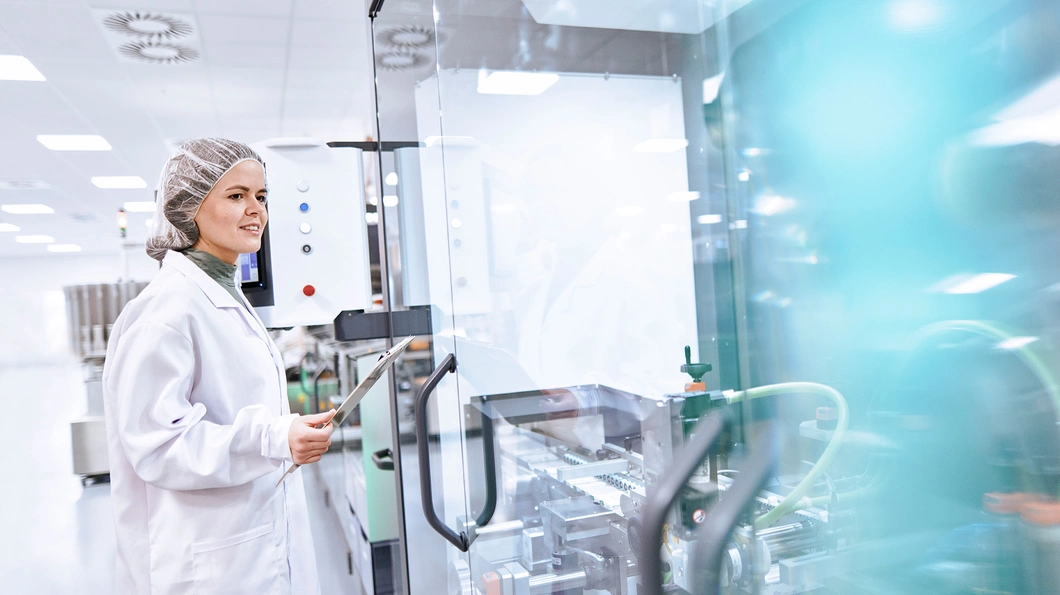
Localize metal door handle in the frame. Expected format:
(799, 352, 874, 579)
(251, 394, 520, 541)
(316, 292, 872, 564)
(638, 410, 732, 595)
(415, 354, 470, 551)
(371, 448, 394, 471)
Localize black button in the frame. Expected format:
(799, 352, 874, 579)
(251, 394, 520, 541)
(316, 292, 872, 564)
(302, 244, 312, 254)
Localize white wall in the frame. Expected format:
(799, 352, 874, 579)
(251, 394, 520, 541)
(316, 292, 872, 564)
(0, 247, 158, 366)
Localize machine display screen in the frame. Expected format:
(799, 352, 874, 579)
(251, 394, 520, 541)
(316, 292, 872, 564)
(239, 224, 274, 307)
(238, 252, 259, 284)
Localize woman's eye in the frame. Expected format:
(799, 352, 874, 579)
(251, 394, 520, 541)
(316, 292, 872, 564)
(257, 195, 268, 203)
(228, 193, 242, 200)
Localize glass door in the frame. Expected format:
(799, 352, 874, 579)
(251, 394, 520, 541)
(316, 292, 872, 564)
(367, 2, 474, 594)
(411, 2, 758, 594)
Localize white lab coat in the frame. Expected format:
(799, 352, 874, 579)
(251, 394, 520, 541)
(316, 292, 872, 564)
(101, 250, 320, 595)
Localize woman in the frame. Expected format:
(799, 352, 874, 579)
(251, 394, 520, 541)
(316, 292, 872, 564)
(102, 138, 334, 594)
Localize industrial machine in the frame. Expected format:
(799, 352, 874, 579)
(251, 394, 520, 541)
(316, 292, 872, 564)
(242, 138, 372, 329)
(63, 281, 149, 484)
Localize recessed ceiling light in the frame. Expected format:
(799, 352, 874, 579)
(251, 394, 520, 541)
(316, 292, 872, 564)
(37, 135, 112, 151)
(635, 139, 689, 153)
(2, 204, 54, 214)
(93, 176, 147, 189)
(0, 55, 45, 81)
(15, 235, 54, 244)
(667, 191, 700, 202)
(477, 71, 559, 96)
(385, 172, 398, 186)
(0, 223, 20, 232)
(47, 244, 82, 253)
(697, 214, 723, 225)
(123, 201, 155, 212)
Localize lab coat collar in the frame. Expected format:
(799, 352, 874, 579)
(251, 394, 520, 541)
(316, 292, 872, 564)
(163, 250, 243, 310)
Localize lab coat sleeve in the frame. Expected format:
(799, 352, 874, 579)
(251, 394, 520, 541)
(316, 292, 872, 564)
(109, 321, 295, 490)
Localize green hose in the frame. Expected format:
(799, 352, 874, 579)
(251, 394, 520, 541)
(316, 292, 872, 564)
(723, 382, 849, 530)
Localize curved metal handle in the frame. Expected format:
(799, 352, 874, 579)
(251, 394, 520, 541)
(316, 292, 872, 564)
(474, 403, 498, 529)
(638, 410, 733, 595)
(415, 354, 470, 551)
(371, 448, 394, 471)
(692, 425, 778, 595)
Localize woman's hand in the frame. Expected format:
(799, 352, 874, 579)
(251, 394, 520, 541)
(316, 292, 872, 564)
(288, 409, 336, 464)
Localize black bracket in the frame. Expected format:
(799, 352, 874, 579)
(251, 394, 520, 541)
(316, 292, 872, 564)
(333, 305, 432, 342)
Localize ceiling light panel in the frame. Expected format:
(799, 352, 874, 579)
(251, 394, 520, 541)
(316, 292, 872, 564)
(123, 201, 155, 212)
(15, 235, 54, 243)
(2, 204, 54, 214)
(0, 55, 45, 81)
(0, 223, 20, 232)
(37, 135, 112, 151)
(47, 244, 82, 253)
(477, 71, 559, 95)
(92, 176, 147, 189)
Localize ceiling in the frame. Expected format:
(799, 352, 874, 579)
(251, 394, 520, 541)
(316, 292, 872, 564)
(0, 0, 375, 257)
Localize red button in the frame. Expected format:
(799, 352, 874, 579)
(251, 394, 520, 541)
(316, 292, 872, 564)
(303, 285, 315, 297)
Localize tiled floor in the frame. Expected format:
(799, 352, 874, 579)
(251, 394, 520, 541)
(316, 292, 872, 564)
(0, 363, 360, 595)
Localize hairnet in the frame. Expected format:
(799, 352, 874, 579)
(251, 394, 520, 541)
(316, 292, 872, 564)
(146, 138, 266, 261)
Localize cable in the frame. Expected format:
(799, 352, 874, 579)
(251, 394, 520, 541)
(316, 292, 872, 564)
(722, 382, 849, 530)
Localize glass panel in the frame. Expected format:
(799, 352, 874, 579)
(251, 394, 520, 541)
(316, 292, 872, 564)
(714, 0, 1060, 593)
(425, 2, 740, 594)
(374, 0, 1060, 593)
(369, 3, 475, 594)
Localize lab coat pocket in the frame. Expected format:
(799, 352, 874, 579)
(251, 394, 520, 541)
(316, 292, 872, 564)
(192, 524, 279, 595)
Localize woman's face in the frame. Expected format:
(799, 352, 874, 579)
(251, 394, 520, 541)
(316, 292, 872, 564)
(192, 160, 268, 264)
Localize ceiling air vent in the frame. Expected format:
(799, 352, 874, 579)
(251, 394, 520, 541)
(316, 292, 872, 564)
(119, 40, 199, 64)
(103, 11, 193, 40)
(0, 179, 51, 190)
(377, 25, 439, 49)
(93, 8, 203, 65)
(376, 50, 431, 72)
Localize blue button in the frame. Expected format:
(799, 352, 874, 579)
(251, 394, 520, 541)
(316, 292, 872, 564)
(299, 202, 310, 213)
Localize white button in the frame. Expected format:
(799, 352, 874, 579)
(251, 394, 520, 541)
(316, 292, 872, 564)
(299, 222, 312, 234)
(296, 180, 310, 192)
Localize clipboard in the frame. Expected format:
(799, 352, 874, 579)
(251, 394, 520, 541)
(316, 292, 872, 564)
(276, 335, 416, 486)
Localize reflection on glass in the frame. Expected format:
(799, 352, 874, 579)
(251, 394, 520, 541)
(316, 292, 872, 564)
(371, 0, 1060, 593)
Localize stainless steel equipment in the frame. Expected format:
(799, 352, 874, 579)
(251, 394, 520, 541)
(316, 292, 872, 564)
(63, 281, 148, 484)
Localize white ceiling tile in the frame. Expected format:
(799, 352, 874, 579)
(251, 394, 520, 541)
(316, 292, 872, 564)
(196, 13, 289, 44)
(283, 101, 349, 119)
(294, 0, 364, 21)
(208, 66, 285, 89)
(86, 0, 196, 10)
(197, 0, 294, 18)
(286, 45, 359, 71)
(202, 41, 288, 69)
(29, 59, 125, 85)
(282, 85, 353, 103)
(284, 67, 358, 88)
(290, 18, 367, 48)
(0, 3, 114, 63)
(214, 97, 283, 118)
(219, 116, 282, 141)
